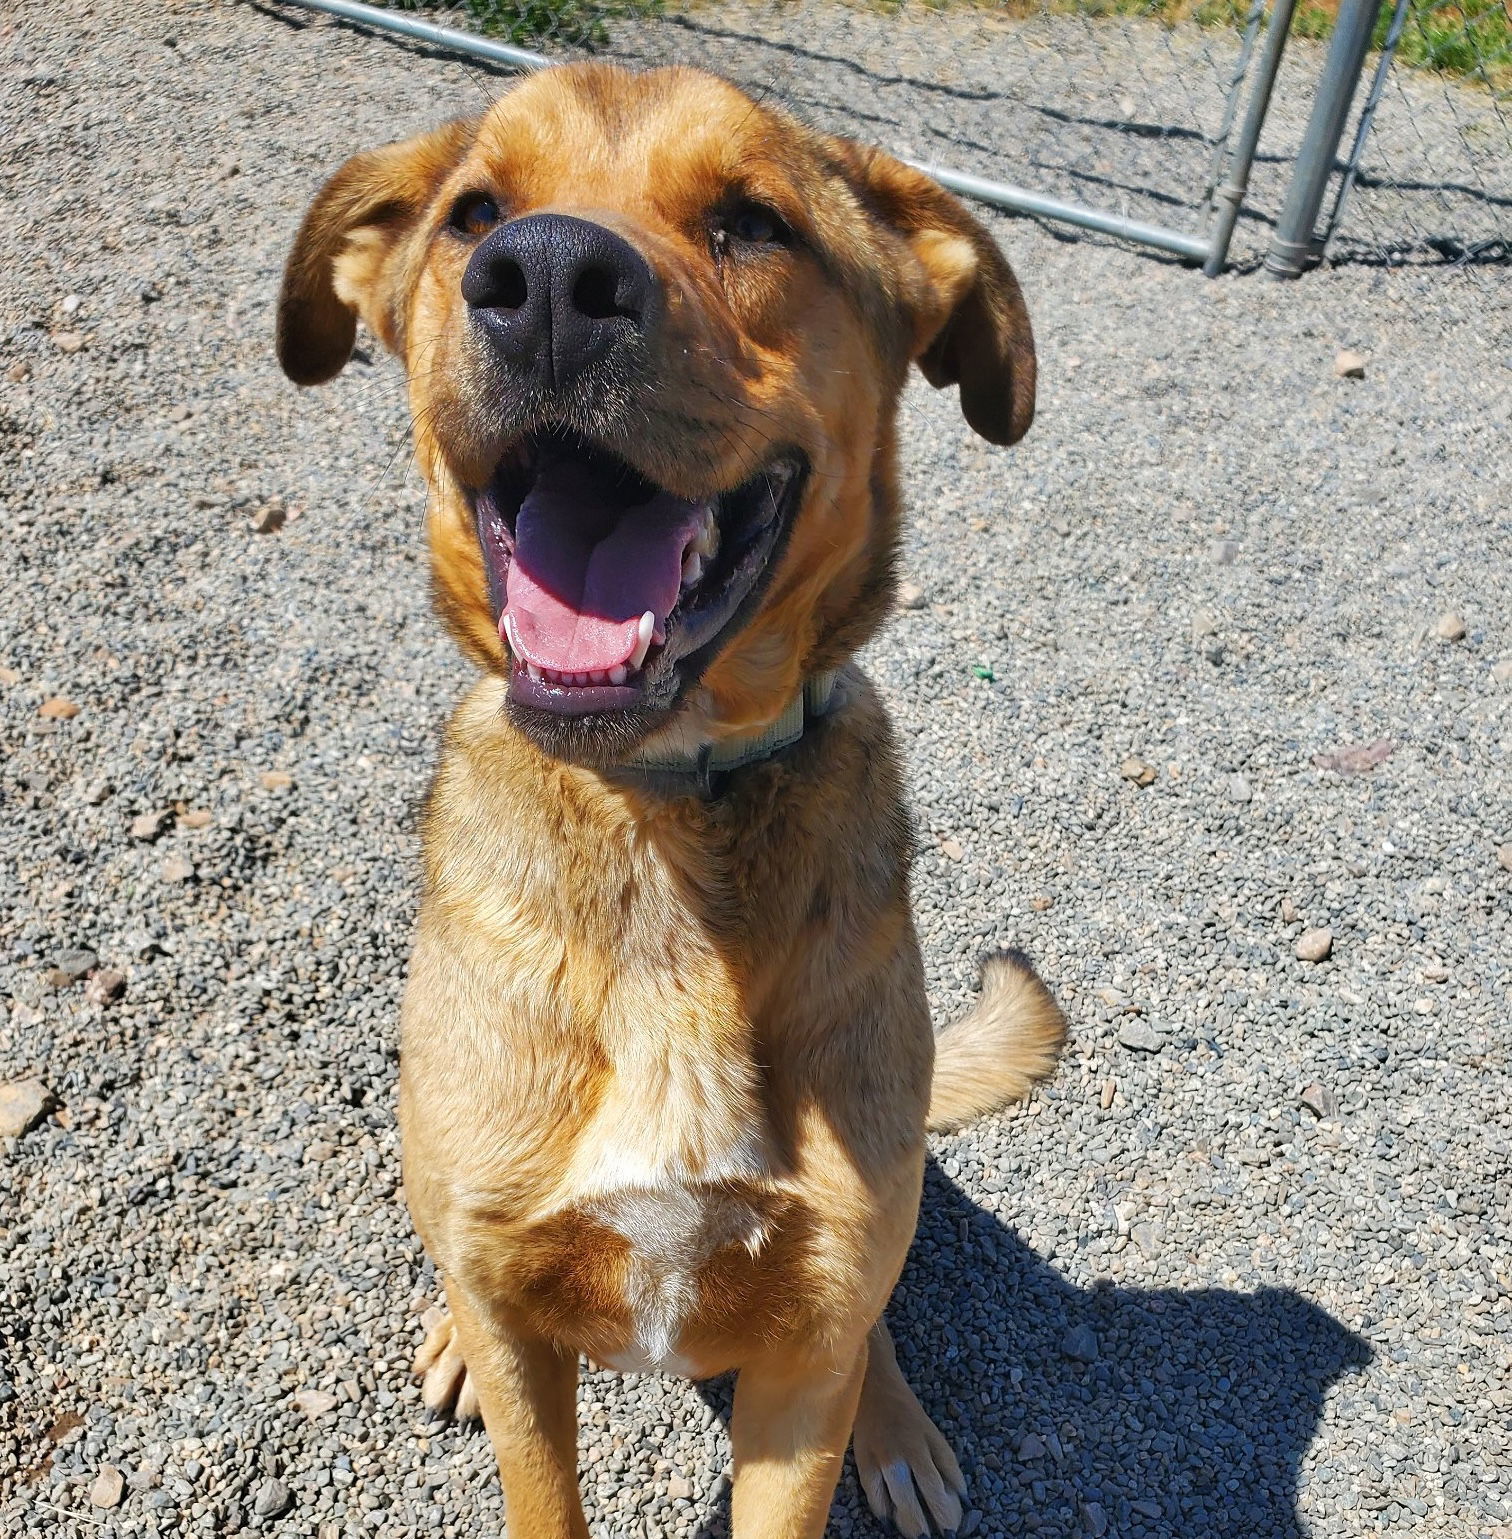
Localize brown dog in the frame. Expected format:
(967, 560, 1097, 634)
(277, 61, 1065, 1539)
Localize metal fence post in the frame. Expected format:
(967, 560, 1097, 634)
(1202, 0, 1298, 276)
(1264, 0, 1386, 277)
(1317, 0, 1410, 261)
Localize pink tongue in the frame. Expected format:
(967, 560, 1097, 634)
(503, 460, 708, 674)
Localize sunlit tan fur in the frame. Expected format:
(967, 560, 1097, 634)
(926, 952, 1070, 1132)
(278, 62, 1063, 1539)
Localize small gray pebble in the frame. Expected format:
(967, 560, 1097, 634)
(253, 1479, 293, 1519)
(1118, 1020, 1166, 1053)
(1061, 1325, 1099, 1363)
(52, 947, 99, 980)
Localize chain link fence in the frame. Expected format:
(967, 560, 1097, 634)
(282, 0, 1511, 279)
(1321, 0, 1511, 269)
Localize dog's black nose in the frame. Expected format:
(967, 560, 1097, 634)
(462, 214, 659, 388)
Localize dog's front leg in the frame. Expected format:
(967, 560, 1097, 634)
(729, 1342, 869, 1539)
(444, 1288, 588, 1538)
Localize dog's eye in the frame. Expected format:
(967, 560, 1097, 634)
(720, 204, 790, 248)
(449, 193, 500, 238)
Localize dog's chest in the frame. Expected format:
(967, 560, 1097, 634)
(585, 1181, 769, 1375)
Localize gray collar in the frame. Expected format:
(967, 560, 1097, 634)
(609, 671, 840, 800)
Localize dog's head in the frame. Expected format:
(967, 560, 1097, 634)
(278, 63, 1033, 764)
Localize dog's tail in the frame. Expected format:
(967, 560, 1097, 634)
(927, 950, 1067, 1132)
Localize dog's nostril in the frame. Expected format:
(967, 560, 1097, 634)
(492, 258, 528, 311)
(572, 264, 629, 323)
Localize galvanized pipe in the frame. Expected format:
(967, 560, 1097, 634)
(1202, 0, 1298, 276)
(903, 160, 1212, 262)
(1264, 0, 1386, 277)
(1319, 0, 1410, 257)
(276, 0, 548, 71)
(1201, 0, 1270, 210)
(270, 0, 1216, 266)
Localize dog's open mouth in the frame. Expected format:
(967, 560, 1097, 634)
(474, 429, 805, 717)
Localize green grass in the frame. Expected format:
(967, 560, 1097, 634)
(1001, 0, 1510, 89)
(387, 0, 659, 49)
(390, 0, 1510, 88)
(934, 0, 1512, 89)
(1290, 0, 1512, 88)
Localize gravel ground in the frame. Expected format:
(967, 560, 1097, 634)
(2, 2, 1510, 1537)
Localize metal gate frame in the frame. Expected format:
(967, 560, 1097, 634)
(270, 0, 1390, 278)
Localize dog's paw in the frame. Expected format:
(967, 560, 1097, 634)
(852, 1373, 966, 1538)
(414, 1306, 480, 1420)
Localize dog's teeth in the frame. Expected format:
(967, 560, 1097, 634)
(693, 510, 720, 559)
(609, 665, 627, 686)
(681, 551, 703, 588)
(630, 610, 655, 671)
(527, 663, 542, 682)
(503, 613, 520, 653)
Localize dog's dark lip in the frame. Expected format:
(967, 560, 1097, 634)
(469, 429, 808, 726)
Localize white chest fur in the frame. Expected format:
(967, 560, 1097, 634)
(564, 1043, 772, 1376)
(589, 1183, 768, 1375)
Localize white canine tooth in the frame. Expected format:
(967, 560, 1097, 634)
(630, 610, 655, 671)
(527, 663, 542, 682)
(681, 551, 703, 588)
(609, 664, 627, 686)
(503, 613, 520, 653)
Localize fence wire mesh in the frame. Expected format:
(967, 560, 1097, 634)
(1323, 0, 1511, 271)
(364, 0, 1509, 274)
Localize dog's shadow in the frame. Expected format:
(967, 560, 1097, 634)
(691, 1157, 1369, 1538)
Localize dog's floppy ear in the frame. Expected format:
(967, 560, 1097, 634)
(277, 117, 477, 387)
(832, 142, 1036, 445)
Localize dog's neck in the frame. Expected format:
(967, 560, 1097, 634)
(608, 671, 841, 800)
